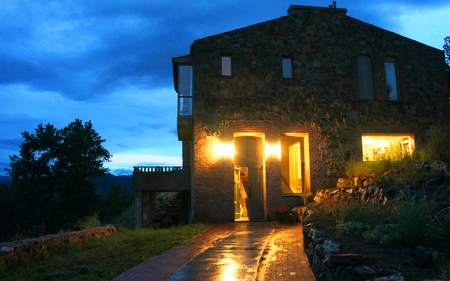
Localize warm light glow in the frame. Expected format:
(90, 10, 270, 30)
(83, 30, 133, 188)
(363, 136, 372, 145)
(219, 257, 239, 280)
(362, 134, 414, 161)
(265, 142, 281, 159)
(215, 142, 235, 158)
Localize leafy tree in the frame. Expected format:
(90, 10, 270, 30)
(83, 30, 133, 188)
(0, 183, 14, 239)
(100, 183, 134, 223)
(444, 36, 450, 71)
(445, 36, 450, 101)
(6, 119, 111, 231)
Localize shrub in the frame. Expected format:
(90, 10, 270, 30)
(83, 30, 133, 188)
(363, 224, 402, 246)
(422, 123, 450, 162)
(337, 221, 368, 235)
(76, 212, 101, 230)
(393, 194, 443, 245)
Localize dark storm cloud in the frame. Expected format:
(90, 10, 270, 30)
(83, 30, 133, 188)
(1, 0, 448, 101)
(0, 0, 252, 101)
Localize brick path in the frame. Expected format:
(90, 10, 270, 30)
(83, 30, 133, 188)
(114, 222, 315, 281)
(113, 223, 235, 281)
(257, 223, 316, 281)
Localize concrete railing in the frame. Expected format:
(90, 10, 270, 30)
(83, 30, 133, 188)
(134, 166, 183, 173)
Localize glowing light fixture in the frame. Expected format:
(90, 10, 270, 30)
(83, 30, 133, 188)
(265, 142, 281, 159)
(216, 142, 235, 158)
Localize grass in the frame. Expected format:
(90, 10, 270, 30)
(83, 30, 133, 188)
(0, 224, 208, 281)
(76, 212, 101, 230)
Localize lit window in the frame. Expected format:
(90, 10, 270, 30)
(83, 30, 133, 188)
(222, 56, 231, 76)
(178, 65, 193, 116)
(385, 58, 398, 100)
(282, 58, 292, 78)
(357, 55, 374, 100)
(362, 134, 414, 161)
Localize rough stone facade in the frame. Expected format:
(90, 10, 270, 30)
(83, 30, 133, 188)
(176, 6, 449, 222)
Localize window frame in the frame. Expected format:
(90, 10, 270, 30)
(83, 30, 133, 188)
(177, 64, 193, 116)
(384, 57, 399, 101)
(221, 55, 232, 76)
(282, 57, 293, 79)
(357, 55, 374, 100)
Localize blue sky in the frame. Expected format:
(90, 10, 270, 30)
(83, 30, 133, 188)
(1, 0, 449, 176)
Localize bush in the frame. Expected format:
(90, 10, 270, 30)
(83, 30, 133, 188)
(337, 221, 368, 235)
(363, 224, 402, 246)
(394, 194, 443, 245)
(76, 213, 101, 230)
(320, 198, 394, 227)
(422, 123, 450, 162)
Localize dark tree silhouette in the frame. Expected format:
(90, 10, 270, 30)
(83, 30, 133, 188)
(6, 119, 111, 231)
(444, 36, 450, 71)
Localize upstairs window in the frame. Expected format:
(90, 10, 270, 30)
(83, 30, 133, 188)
(178, 65, 193, 116)
(357, 55, 374, 100)
(282, 58, 293, 78)
(222, 56, 231, 76)
(385, 58, 398, 100)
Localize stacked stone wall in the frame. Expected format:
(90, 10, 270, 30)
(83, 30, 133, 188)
(0, 225, 117, 271)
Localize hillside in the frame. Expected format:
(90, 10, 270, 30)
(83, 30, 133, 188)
(0, 174, 133, 194)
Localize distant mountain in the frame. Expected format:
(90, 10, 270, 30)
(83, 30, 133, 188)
(0, 174, 133, 195)
(0, 176, 12, 185)
(91, 173, 133, 195)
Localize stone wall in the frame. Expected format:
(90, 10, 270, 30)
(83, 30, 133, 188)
(0, 225, 117, 271)
(188, 7, 449, 222)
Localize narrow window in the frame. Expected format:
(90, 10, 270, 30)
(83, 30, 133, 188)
(178, 65, 193, 116)
(385, 58, 398, 100)
(357, 55, 374, 100)
(222, 56, 231, 76)
(282, 58, 292, 78)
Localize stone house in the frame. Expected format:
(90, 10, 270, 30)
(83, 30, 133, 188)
(134, 4, 449, 226)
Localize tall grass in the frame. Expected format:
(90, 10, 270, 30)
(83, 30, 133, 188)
(76, 212, 101, 230)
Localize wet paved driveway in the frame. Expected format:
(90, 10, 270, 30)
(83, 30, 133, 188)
(169, 222, 273, 281)
(113, 222, 315, 281)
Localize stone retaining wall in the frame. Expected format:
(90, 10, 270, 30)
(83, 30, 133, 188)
(0, 224, 118, 271)
(303, 211, 404, 281)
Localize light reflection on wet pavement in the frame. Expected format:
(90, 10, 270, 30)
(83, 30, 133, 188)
(168, 222, 273, 281)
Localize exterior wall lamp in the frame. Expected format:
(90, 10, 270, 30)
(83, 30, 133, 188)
(265, 142, 281, 159)
(215, 141, 235, 158)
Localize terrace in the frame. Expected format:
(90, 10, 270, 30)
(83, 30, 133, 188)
(133, 166, 191, 228)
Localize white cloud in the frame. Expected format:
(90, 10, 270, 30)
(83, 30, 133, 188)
(381, 4, 450, 49)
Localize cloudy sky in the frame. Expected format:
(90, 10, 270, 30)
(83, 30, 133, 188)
(1, 0, 449, 176)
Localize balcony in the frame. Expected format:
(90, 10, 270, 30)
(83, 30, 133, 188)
(133, 166, 190, 192)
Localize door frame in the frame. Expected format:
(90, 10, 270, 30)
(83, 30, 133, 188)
(234, 133, 266, 220)
(283, 133, 311, 193)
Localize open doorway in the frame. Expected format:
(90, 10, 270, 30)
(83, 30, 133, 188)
(281, 134, 310, 194)
(234, 135, 264, 221)
(289, 142, 303, 193)
(234, 167, 249, 221)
